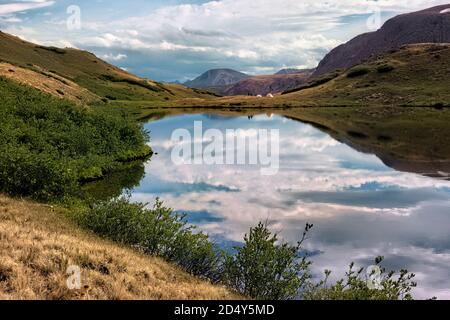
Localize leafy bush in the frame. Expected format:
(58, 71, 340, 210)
(0, 145, 78, 199)
(347, 67, 370, 78)
(377, 64, 395, 73)
(0, 76, 151, 200)
(36, 45, 67, 54)
(76, 196, 220, 279)
(222, 222, 313, 300)
(304, 257, 417, 300)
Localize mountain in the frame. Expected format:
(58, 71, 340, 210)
(184, 69, 249, 89)
(0, 31, 213, 104)
(282, 43, 450, 107)
(313, 4, 450, 77)
(224, 69, 314, 96)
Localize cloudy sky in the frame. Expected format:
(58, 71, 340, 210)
(1, 0, 449, 81)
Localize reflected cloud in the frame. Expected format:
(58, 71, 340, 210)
(127, 113, 450, 298)
(285, 187, 450, 209)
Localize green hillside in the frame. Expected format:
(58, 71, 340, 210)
(281, 43, 450, 107)
(0, 31, 215, 105)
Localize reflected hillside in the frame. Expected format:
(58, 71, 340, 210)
(141, 108, 450, 181)
(82, 161, 146, 201)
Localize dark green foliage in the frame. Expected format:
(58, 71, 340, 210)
(76, 196, 220, 279)
(347, 67, 370, 78)
(377, 64, 395, 73)
(347, 130, 368, 139)
(377, 134, 393, 142)
(36, 45, 66, 54)
(222, 222, 313, 300)
(0, 76, 150, 200)
(304, 257, 417, 300)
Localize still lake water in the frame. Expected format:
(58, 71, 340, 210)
(128, 113, 450, 299)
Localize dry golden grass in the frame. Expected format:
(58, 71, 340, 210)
(0, 62, 99, 105)
(0, 194, 240, 300)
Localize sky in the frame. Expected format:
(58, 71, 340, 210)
(1, 0, 449, 81)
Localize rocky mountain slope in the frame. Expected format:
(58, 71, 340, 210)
(275, 68, 310, 75)
(184, 68, 249, 89)
(224, 69, 314, 96)
(313, 4, 450, 77)
(284, 43, 450, 107)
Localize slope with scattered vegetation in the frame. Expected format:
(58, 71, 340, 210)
(281, 43, 450, 107)
(0, 194, 238, 300)
(0, 193, 419, 300)
(312, 4, 450, 77)
(0, 31, 216, 106)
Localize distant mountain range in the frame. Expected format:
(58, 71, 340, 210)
(313, 4, 450, 77)
(224, 69, 315, 96)
(184, 69, 249, 90)
(275, 68, 308, 75)
(185, 68, 315, 96)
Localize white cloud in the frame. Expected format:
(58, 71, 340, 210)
(101, 53, 128, 61)
(3, 0, 450, 80)
(0, 0, 55, 15)
(73, 0, 448, 75)
(0, 15, 22, 23)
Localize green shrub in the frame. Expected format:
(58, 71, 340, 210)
(347, 67, 370, 78)
(76, 196, 220, 279)
(0, 76, 150, 200)
(222, 222, 313, 300)
(377, 64, 395, 73)
(304, 257, 417, 300)
(36, 45, 66, 54)
(0, 145, 78, 199)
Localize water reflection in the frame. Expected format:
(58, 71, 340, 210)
(81, 161, 145, 201)
(130, 114, 450, 299)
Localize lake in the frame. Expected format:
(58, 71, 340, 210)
(125, 113, 450, 299)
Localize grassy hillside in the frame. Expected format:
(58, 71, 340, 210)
(0, 31, 215, 105)
(281, 43, 450, 107)
(174, 43, 450, 108)
(0, 194, 237, 300)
